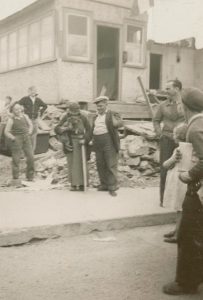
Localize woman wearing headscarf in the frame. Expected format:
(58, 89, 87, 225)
(55, 102, 92, 191)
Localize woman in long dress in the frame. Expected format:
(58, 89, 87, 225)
(55, 102, 92, 191)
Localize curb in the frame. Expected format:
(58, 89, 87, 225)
(0, 211, 176, 247)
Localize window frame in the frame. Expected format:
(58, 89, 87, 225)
(123, 19, 147, 68)
(0, 11, 56, 73)
(63, 8, 93, 63)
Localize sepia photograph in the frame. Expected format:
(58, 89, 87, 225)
(0, 0, 203, 299)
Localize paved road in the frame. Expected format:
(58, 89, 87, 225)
(0, 225, 202, 300)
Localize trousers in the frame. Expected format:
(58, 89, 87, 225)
(176, 184, 203, 289)
(93, 133, 118, 191)
(10, 135, 34, 180)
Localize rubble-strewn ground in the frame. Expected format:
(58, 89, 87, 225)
(0, 106, 160, 191)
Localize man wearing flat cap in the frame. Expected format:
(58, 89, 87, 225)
(92, 96, 123, 196)
(163, 87, 203, 295)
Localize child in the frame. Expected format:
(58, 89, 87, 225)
(4, 103, 34, 184)
(163, 123, 188, 243)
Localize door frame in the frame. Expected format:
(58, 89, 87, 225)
(93, 21, 122, 101)
(149, 53, 163, 90)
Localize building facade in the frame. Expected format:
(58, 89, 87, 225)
(0, 0, 149, 110)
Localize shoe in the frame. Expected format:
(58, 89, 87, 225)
(109, 190, 117, 197)
(164, 237, 177, 244)
(79, 185, 84, 191)
(163, 281, 197, 295)
(164, 231, 175, 238)
(97, 186, 108, 191)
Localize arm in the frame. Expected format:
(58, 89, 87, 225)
(39, 99, 47, 116)
(163, 155, 176, 170)
(24, 114, 33, 135)
(82, 115, 92, 144)
(54, 115, 68, 135)
(112, 112, 124, 128)
(153, 104, 162, 137)
(4, 118, 15, 140)
(188, 129, 203, 181)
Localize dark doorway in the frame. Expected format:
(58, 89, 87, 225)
(149, 53, 162, 89)
(97, 26, 119, 100)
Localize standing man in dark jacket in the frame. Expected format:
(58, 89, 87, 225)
(163, 88, 203, 296)
(153, 79, 185, 206)
(92, 96, 123, 197)
(19, 86, 47, 153)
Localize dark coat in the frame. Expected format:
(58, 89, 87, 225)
(19, 96, 47, 120)
(92, 110, 123, 152)
(187, 114, 203, 181)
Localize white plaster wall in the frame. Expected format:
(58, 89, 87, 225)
(0, 62, 59, 104)
(59, 61, 93, 101)
(149, 44, 195, 89)
(194, 49, 203, 90)
(121, 67, 148, 102)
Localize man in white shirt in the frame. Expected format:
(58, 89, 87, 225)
(92, 96, 123, 196)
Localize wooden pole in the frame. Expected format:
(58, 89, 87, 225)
(137, 76, 154, 117)
(81, 143, 87, 192)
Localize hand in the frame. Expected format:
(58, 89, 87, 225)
(11, 137, 16, 142)
(179, 171, 192, 184)
(79, 139, 85, 145)
(174, 148, 182, 162)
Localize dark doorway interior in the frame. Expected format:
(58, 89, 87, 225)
(149, 53, 162, 89)
(97, 26, 119, 100)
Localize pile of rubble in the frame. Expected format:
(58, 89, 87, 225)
(0, 105, 160, 190)
(118, 122, 160, 187)
(35, 117, 160, 189)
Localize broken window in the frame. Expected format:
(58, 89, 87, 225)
(41, 16, 55, 60)
(8, 32, 17, 69)
(65, 11, 91, 61)
(0, 36, 8, 71)
(18, 26, 28, 66)
(29, 22, 40, 62)
(124, 22, 146, 67)
(0, 14, 55, 72)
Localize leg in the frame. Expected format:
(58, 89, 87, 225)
(10, 136, 23, 179)
(176, 191, 203, 290)
(95, 147, 108, 189)
(23, 136, 35, 180)
(160, 136, 176, 206)
(31, 119, 38, 154)
(103, 143, 118, 192)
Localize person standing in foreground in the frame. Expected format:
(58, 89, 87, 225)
(19, 86, 47, 153)
(153, 79, 185, 206)
(55, 102, 92, 191)
(4, 103, 34, 182)
(92, 96, 123, 197)
(163, 87, 203, 295)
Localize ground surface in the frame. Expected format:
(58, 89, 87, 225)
(0, 225, 202, 300)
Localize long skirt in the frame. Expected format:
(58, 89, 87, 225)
(66, 137, 88, 187)
(176, 183, 203, 290)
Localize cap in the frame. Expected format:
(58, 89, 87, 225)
(93, 96, 109, 104)
(68, 102, 80, 115)
(182, 88, 203, 112)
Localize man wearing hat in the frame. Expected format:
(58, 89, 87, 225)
(153, 79, 185, 207)
(163, 87, 203, 295)
(92, 96, 123, 196)
(19, 86, 47, 153)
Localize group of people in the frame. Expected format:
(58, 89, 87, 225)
(1, 80, 203, 294)
(153, 79, 203, 295)
(0, 89, 123, 196)
(0, 86, 47, 183)
(55, 95, 123, 196)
